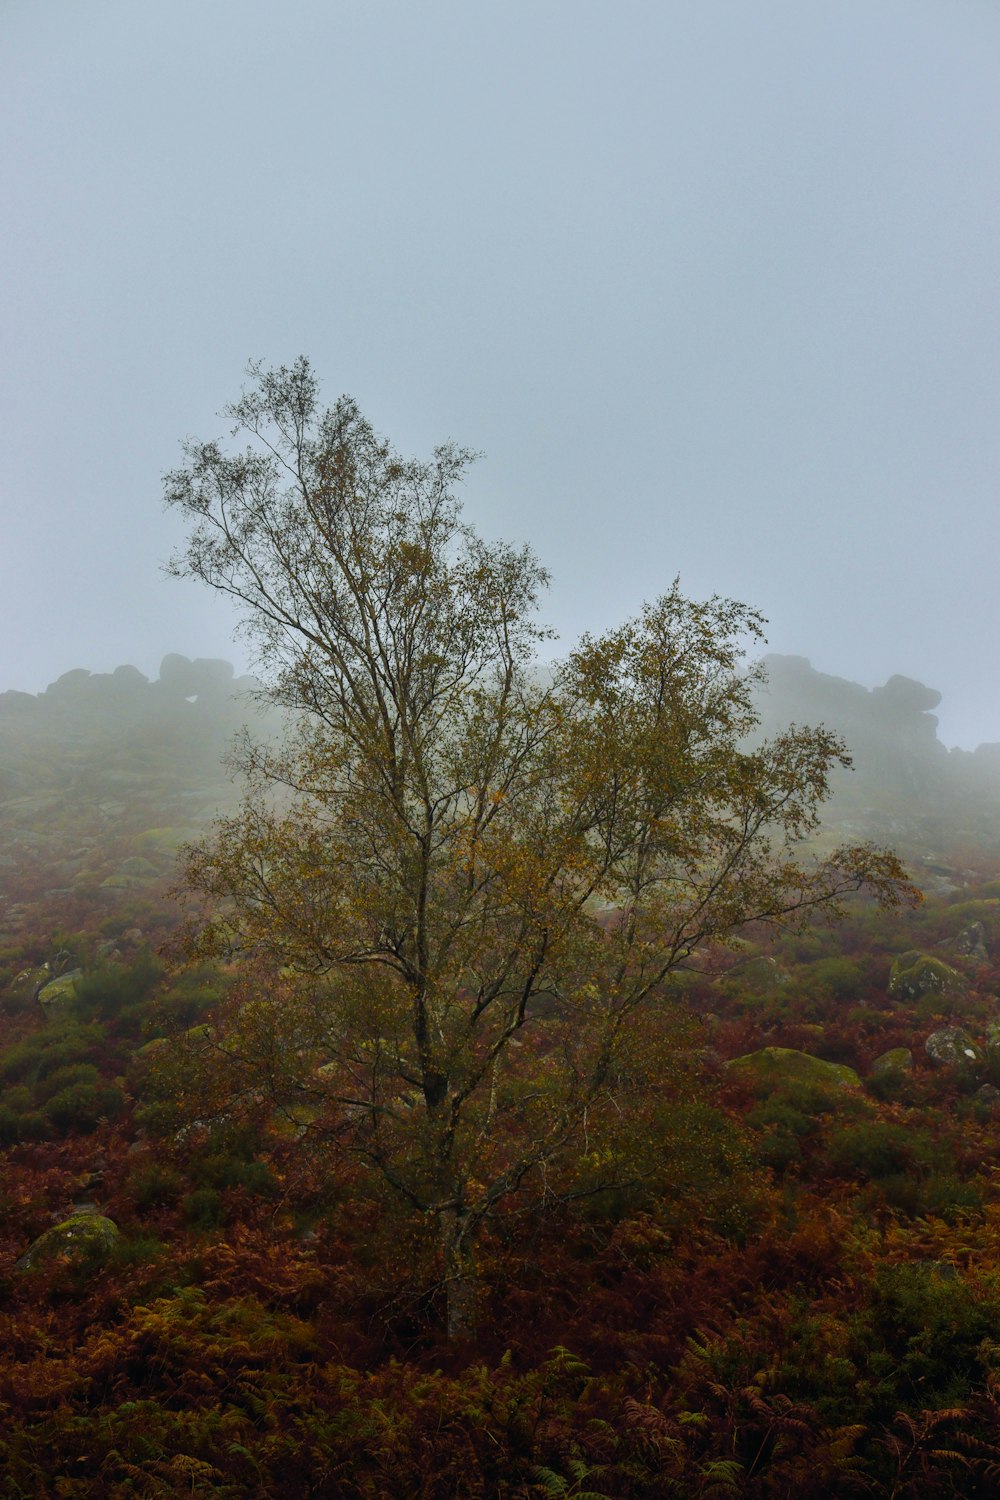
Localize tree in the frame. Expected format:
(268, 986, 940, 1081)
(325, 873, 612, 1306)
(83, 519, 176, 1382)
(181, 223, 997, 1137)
(164, 357, 914, 1340)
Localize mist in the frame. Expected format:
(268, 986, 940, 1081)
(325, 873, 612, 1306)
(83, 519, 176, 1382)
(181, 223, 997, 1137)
(3, 0, 999, 747)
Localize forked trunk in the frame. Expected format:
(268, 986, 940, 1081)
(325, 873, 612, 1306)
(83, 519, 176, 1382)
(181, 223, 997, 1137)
(440, 1206, 478, 1343)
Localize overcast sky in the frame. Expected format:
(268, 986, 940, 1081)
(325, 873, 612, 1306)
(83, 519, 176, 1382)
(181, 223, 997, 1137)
(2, 0, 999, 746)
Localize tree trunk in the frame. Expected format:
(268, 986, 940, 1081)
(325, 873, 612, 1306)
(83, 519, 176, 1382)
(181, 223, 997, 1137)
(440, 1206, 478, 1343)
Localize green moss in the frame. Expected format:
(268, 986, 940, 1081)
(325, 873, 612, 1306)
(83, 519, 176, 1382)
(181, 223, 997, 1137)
(36, 971, 82, 1012)
(16, 1213, 120, 1272)
(870, 1047, 913, 1076)
(729, 1047, 861, 1092)
(888, 953, 963, 1000)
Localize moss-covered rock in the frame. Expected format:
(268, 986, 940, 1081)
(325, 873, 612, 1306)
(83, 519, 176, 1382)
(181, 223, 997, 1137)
(136, 1036, 170, 1057)
(36, 970, 82, 1014)
(870, 1047, 913, 1076)
(728, 1047, 861, 1091)
(15, 1212, 119, 1272)
(888, 952, 963, 1000)
(7, 965, 50, 1003)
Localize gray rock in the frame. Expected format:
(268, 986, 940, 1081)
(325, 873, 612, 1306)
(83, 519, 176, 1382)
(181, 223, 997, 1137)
(953, 922, 989, 963)
(8, 965, 50, 1003)
(975, 1084, 1000, 1108)
(924, 1027, 984, 1069)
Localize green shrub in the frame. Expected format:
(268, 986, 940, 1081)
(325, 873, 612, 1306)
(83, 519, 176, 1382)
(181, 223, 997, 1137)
(877, 1172, 985, 1221)
(849, 1262, 1000, 1418)
(748, 1098, 814, 1137)
(828, 1122, 914, 1180)
(73, 950, 164, 1025)
(127, 1163, 185, 1212)
(0, 1022, 105, 1084)
(43, 1081, 125, 1134)
(0, 1084, 33, 1113)
(17, 1111, 51, 1140)
(757, 1129, 802, 1173)
(111, 1233, 168, 1267)
(866, 1067, 919, 1105)
(183, 1188, 226, 1229)
(37, 1062, 99, 1100)
(811, 957, 865, 1000)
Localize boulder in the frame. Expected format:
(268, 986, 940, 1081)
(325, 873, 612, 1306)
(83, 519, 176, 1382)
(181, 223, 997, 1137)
(953, 922, 989, 963)
(15, 1213, 119, 1272)
(36, 970, 83, 1014)
(870, 1047, 913, 1076)
(975, 1084, 1000, 1109)
(889, 952, 963, 1001)
(8, 965, 50, 1003)
(728, 1047, 861, 1091)
(924, 1027, 983, 1068)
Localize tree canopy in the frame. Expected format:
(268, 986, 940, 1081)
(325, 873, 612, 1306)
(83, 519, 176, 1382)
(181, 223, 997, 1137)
(164, 357, 914, 1338)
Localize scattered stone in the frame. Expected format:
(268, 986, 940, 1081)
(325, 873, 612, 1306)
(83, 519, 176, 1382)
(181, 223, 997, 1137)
(870, 1047, 913, 1076)
(8, 965, 50, 1003)
(924, 1027, 984, 1068)
(728, 1047, 861, 1091)
(953, 922, 989, 963)
(975, 1084, 1000, 1108)
(36, 969, 83, 1014)
(889, 952, 964, 1000)
(15, 1213, 119, 1272)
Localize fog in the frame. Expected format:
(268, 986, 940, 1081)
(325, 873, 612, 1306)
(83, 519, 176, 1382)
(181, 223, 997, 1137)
(2, 1, 999, 747)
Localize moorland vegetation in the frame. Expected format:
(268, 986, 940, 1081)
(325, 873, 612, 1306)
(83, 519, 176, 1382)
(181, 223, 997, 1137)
(4, 367, 1000, 1494)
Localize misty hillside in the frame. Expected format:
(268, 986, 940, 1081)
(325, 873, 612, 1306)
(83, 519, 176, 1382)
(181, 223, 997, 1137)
(0, 655, 272, 944)
(3, 650, 998, 947)
(755, 655, 1000, 884)
(7, 651, 1000, 1495)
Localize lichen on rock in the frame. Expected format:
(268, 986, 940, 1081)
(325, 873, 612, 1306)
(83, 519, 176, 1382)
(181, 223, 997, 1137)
(924, 1027, 983, 1069)
(15, 1212, 119, 1272)
(889, 952, 963, 1000)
